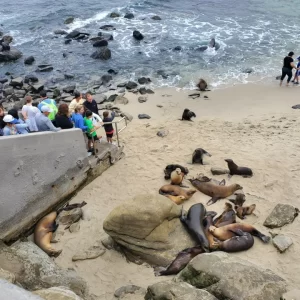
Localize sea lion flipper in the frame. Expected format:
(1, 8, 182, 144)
(219, 179, 226, 186)
(180, 206, 186, 223)
(207, 197, 219, 206)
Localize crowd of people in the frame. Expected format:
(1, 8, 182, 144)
(0, 91, 116, 153)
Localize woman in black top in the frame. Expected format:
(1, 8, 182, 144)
(55, 104, 73, 129)
(280, 52, 299, 86)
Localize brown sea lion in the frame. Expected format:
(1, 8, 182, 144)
(159, 185, 196, 199)
(192, 148, 212, 164)
(34, 211, 62, 257)
(154, 245, 204, 276)
(225, 159, 253, 177)
(171, 168, 185, 185)
(229, 193, 246, 206)
(203, 213, 220, 250)
(213, 203, 236, 227)
(235, 204, 256, 220)
(197, 78, 208, 91)
(164, 164, 189, 180)
(209, 223, 270, 243)
(211, 229, 254, 252)
(180, 108, 196, 121)
(188, 176, 242, 205)
(57, 201, 87, 214)
(165, 195, 187, 205)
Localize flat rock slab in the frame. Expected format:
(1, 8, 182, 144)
(263, 204, 299, 228)
(211, 167, 229, 175)
(72, 245, 106, 261)
(34, 286, 83, 300)
(272, 234, 293, 253)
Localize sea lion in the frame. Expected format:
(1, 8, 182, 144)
(196, 79, 208, 91)
(154, 245, 204, 276)
(181, 108, 196, 121)
(170, 168, 185, 185)
(213, 203, 236, 227)
(209, 223, 270, 243)
(164, 164, 189, 180)
(225, 159, 253, 177)
(165, 195, 187, 205)
(180, 203, 210, 252)
(229, 193, 246, 206)
(235, 204, 256, 220)
(203, 214, 220, 250)
(57, 201, 87, 214)
(34, 211, 62, 257)
(188, 176, 242, 206)
(159, 184, 196, 199)
(192, 148, 212, 164)
(211, 229, 254, 252)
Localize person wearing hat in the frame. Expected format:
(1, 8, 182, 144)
(37, 90, 58, 121)
(35, 106, 61, 132)
(2, 114, 29, 136)
(291, 56, 300, 85)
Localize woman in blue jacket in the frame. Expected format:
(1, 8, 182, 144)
(71, 105, 88, 132)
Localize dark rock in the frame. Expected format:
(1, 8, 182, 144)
(0, 77, 8, 84)
(138, 96, 147, 103)
(157, 129, 169, 137)
(3, 87, 14, 96)
(197, 46, 208, 51)
(64, 73, 74, 79)
(107, 94, 118, 102)
(94, 94, 107, 104)
(173, 46, 182, 51)
(157, 70, 168, 79)
(138, 114, 151, 119)
(24, 56, 35, 65)
(124, 13, 134, 19)
(117, 82, 127, 87)
(145, 89, 154, 94)
(53, 89, 61, 98)
(99, 25, 116, 31)
(120, 112, 133, 122)
(30, 83, 45, 93)
(36, 66, 53, 72)
(139, 87, 147, 95)
(108, 69, 118, 75)
(1, 35, 13, 44)
(62, 52, 68, 58)
(24, 74, 38, 83)
(292, 104, 300, 109)
(90, 47, 111, 60)
(101, 74, 112, 84)
(93, 40, 108, 47)
(54, 29, 68, 35)
(151, 15, 162, 20)
(63, 85, 76, 93)
(272, 234, 293, 253)
(64, 39, 72, 44)
(110, 12, 120, 18)
(64, 17, 74, 24)
(263, 204, 298, 228)
(38, 64, 51, 68)
(211, 167, 229, 175)
(243, 68, 254, 74)
(126, 81, 138, 90)
(138, 77, 151, 84)
(133, 30, 144, 41)
(115, 285, 146, 299)
(89, 36, 103, 42)
(98, 32, 114, 40)
(65, 30, 80, 39)
(0, 47, 22, 62)
(10, 77, 23, 87)
(74, 33, 89, 41)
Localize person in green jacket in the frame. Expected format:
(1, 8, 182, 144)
(37, 90, 58, 121)
(84, 110, 103, 152)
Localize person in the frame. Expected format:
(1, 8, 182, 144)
(291, 56, 300, 85)
(83, 92, 99, 116)
(8, 108, 29, 134)
(71, 105, 88, 132)
(280, 52, 299, 86)
(55, 104, 73, 129)
(35, 106, 61, 132)
(84, 110, 103, 151)
(0, 105, 5, 135)
(69, 91, 84, 115)
(103, 110, 115, 143)
(2, 114, 29, 136)
(21, 96, 39, 132)
(37, 90, 58, 120)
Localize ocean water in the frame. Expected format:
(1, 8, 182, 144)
(0, 0, 299, 88)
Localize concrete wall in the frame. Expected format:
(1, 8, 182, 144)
(0, 129, 90, 242)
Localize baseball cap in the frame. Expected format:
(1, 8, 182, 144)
(41, 105, 53, 113)
(3, 114, 18, 123)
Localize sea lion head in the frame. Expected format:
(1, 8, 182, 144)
(175, 168, 181, 175)
(208, 225, 217, 233)
(234, 184, 243, 191)
(225, 202, 233, 210)
(224, 159, 233, 163)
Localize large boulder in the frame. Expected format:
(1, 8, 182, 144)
(145, 281, 217, 300)
(0, 47, 22, 62)
(94, 94, 107, 104)
(65, 30, 80, 39)
(24, 56, 35, 65)
(93, 40, 108, 47)
(133, 30, 144, 40)
(176, 252, 287, 300)
(103, 194, 196, 266)
(90, 47, 111, 60)
(0, 241, 88, 298)
(10, 77, 23, 87)
(263, 204, 299, 228)
(33, 286, 83, 300)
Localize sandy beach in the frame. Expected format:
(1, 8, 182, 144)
(55, 82, 300, 299)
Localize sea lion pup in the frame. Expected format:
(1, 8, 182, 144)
(34, 211, 62, 257)
(170, 168, 185, 186)
(181, 108, 196, 121)
(209, 223, 270, 243)
(159, 184, 196, 199)
(229, 193, 246, 206)
(213, 203, 236, 227)
(192, 148, 212, 164)
(188, 175, 243, 206)
(164, 164, 189, 180)
(235, 204, 256, 220)
(225, 159, 253, 177)
(180, 203, 210, 252)
(165, 195, 187, 205)
(197, 78, 208, 91)
(203, 213, 220, 250)
(154, 245, 204, 276)
(211, 229, 254, 253)
(57, 201, 87, 214)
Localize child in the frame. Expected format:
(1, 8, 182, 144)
(292, 56, 300, 84)
(103, 110, 115, 143)
(84, 110, 102, 151)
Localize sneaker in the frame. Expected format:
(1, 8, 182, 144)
(295, 82, 299, 85)
(291, 80, 294, 83)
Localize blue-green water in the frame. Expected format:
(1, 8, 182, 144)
(1, 0, 299, 88)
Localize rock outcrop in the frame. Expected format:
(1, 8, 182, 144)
(176, 252, 287, 300)
(0, 47, 22, 62)
(103, 194, 196, 266)
(90, 47, 111, 60)
(33, 286, 83, 300)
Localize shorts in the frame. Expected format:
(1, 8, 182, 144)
(106, 132, 113, 138)
(86, 134, 99, 141)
